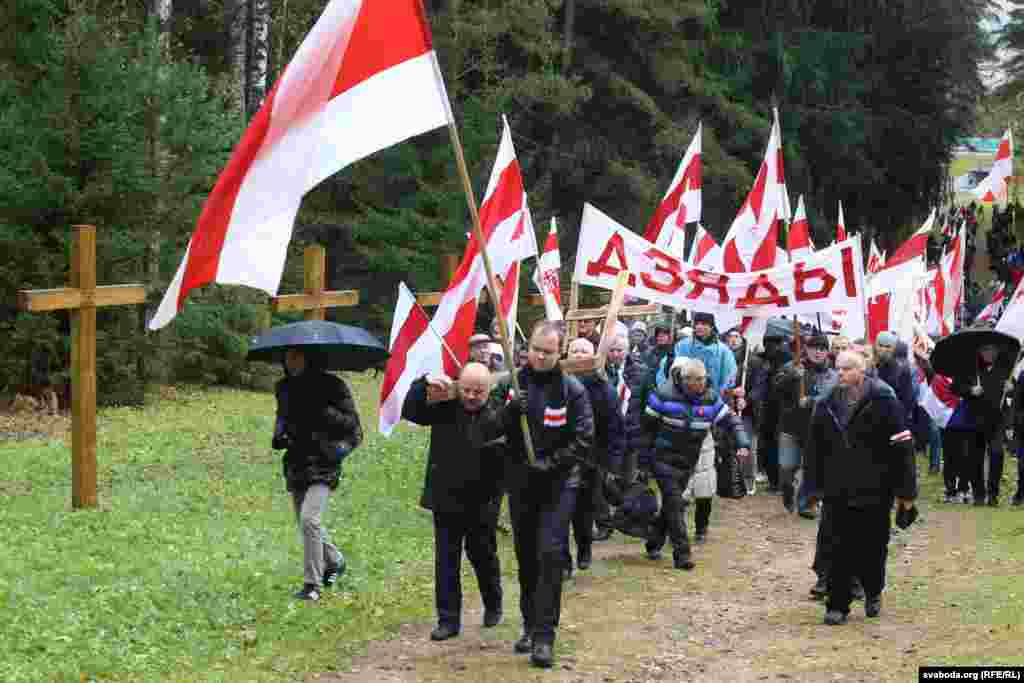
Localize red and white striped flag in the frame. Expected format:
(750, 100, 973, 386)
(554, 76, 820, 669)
(643, 123, 702, 249)
(973, 129, 1014, 203)
(532, 217, 563, 321)
(722, 108, 789, 273)
(887, 209, 936, 269)
(787, 195, 814, 262)
(150, 0, 452, 329)
(379, 283, 442, 436)
(835, 201, 847, 243)
(996, 274, 1024, 340)
(687, 223, 723, 271)
(934, 223, 966, 336)
(866, 239, 885, 274)
(976, 284, 1007, 323)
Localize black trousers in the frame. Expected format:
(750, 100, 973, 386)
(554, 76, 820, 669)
(563, 470, 598, 565)
(432, 501, 502, 628)
(826, 502, 891, 614)
(985, 433, 1006, 499)
(509, 477, 577, 645)
(942, 429, 978, 496)
(646, 464, 693, 559)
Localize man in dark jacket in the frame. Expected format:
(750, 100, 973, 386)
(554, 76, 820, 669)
(751, 334, 792, 491)
(562, 338, 626, 571)
(805, 351, 918, 625)
(503, 321, 595, 669)
(272, 348, 363, 602)
(642, 322, 674, 374)
(402, 362, 509, 641)
(772, 332, 836, 516)
(874, 332, 916, 425)
(958, 344, 1014, 506)
(639, 357, 750, 570)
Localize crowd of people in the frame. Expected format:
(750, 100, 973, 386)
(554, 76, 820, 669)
(266, 308, 1024, 669)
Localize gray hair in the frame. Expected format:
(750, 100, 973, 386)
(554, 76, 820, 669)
(568, 338, 595, 355)
(835, 350, 866, 371)
(670, 357, 706, 382)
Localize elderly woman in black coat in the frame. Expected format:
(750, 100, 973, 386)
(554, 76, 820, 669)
(272, 348, 363, 601)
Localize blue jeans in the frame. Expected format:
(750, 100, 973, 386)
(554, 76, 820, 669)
(779, 433, 812, 512)
(927, 419, 942, 469)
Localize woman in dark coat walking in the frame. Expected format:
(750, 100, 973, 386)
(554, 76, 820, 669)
(272, 348, 363, 601)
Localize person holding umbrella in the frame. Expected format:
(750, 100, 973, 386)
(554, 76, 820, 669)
(271, 347, 364, 601)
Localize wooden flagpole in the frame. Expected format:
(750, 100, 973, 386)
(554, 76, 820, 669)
(445, 118, 536, 464)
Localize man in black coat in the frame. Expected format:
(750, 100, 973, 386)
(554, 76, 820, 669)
(563, 338, 626, 570)
(503, 321, 594, 669)
(805, 351, 918, 625)
(402, 362, 509, 641)
(874, 331, 916, 425)
(272, 348, 363, 602)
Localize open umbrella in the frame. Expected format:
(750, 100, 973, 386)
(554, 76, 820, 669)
(246, 320, 389, 372)
(930, 328, 1020, 379)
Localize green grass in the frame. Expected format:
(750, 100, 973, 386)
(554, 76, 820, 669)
(0, 376, 447, 682)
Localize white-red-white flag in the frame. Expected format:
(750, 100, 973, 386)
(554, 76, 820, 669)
(973, 129, 1014, 203)
(532, 217, 563, 321)
(867, 239, 885, 274)
(835, 201, 847, 243)
(934, 223, 966, 336)
(643, 123, 702, 248)
(787, 195, 814, 262)
(379, 282, 443, 436)
(976, 283, 1007, 323)
(687, 223, 723, 271)
(996, 275, 1024, 340)
(722, 108, 788, 272)
(150, 0, 451, 329)
(887, 208, 936, 269)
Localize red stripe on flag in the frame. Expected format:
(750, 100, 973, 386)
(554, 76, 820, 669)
(442, 295, 477, 376)
(751, 220, 780, 270)
(332, 0, 434, 98)
(643, 154, 701, 242)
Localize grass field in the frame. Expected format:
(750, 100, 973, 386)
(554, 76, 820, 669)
(0, 376, 454, 682)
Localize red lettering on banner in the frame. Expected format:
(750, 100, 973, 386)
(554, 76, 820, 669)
(685, 270, 731, 303)
(737, 273, 790, 308)
(841, 246, 857, 296)
(641, 248, 684, 294)
(793, 263, 837, 302)
(585, 234, 637, 286)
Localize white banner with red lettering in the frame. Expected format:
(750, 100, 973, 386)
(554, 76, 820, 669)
(574, 204, 867, 338)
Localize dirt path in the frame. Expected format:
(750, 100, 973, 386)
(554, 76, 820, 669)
(315, 486, 1020, 683)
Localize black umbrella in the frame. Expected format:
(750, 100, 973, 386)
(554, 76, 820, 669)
(246, 320, 389, 372)
(930, 328, 1020, 379)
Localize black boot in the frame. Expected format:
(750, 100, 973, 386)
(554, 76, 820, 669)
(430, 623, 460, 641)
(530, 642, 554, 668)
(577, 545, 592, 570)
(514, 631, 532, 654)
(809, 575, 828, 600)
(673, 552, 695, 570)
(782, 483, 795, 513)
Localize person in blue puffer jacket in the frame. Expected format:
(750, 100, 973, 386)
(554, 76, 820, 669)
(638, 357, 750, 570)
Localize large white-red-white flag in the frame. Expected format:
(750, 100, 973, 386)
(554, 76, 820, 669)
(643, 123, 702, 249)
(973, 129, 1014, 203)
(150, 0, 452, 329)
(787, 195, 814, 262)
(722, 109, 789, 273)
(934, 223, 966, 336)
(532, 217, 563, 321)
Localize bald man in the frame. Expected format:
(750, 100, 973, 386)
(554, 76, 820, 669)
(402, 363, 512, 641)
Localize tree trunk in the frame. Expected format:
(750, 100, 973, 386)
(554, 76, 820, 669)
(141, 0, 172, 386)
(247, 0, 271, 119)
(226, 0, 249, 117)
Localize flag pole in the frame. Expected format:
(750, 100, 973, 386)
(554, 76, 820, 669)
(445, 117, 537, 464)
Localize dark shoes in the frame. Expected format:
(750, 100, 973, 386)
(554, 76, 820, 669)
(530, 642, 554, 668)
(293, 584, 321, 601)
(430, 623, 460, 641)
(824, 610, 848, 625)
(323, 559, 346, 587)
(694, 530, 707, 545)
(593, 526, 613, 542)
(577, 547, 592, 571)
(809, 576, 828, 600)
(851, 580, 866, 602)
(782, 487, 796, 513)
(988, 497, 1000, 508)
(514, 632, 533, 654)
(1012, 492, 1024, 506)
(798, 508, 818, 520)
(865, 595, 882, 618)
(645, 546, 663, 561)
(673, 554, 695, 571)
(483, 609, 503, 628)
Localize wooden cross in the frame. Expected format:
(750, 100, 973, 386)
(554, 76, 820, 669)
(17, 225, 146, 509)
(563, 277, 660, 354)
(561, 271, 635, 375)
(269, 245, 359, 320)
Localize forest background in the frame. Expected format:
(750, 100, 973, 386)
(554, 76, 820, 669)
(0, 0, 1012, 404)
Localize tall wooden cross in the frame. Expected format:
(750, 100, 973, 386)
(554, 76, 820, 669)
(17, 225, 146, 508)
(563, 277, 660, 354)
(269, 245, 359, 320)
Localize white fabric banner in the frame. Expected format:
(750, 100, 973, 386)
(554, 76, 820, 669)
(573, 204, 867, 333)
